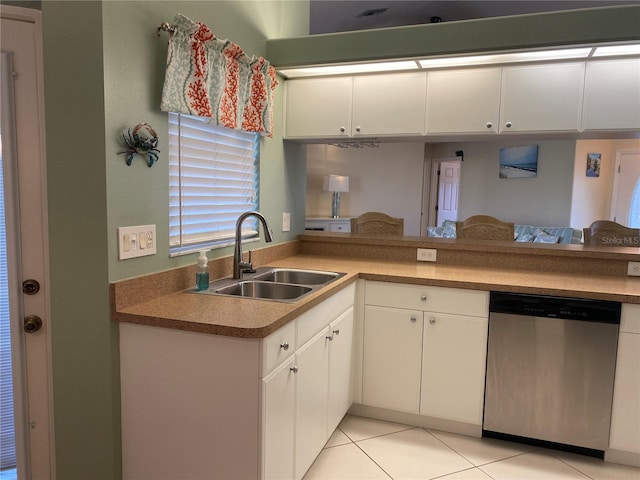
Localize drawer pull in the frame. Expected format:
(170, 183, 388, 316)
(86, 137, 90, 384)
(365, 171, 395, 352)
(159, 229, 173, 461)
(410, 316, 417, 323)
(290, 366, 298, 373)
(429, 317, 436, 325)
(486, 122, 493, 129)
(280, 342, 289, 351)
(332, 329, 340, 336)
(326, 333, 334, 341)
(421, 295, 427, 302)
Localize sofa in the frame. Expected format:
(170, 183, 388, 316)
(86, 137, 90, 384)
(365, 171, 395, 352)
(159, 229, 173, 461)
(427, 220, 583, 244)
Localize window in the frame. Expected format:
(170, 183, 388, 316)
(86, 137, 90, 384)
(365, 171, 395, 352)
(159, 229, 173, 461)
(169, 113, 259, 255)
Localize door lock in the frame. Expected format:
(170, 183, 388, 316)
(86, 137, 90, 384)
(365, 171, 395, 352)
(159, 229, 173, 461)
(22, 279, 40, 295)
(23, 315, 43, 334)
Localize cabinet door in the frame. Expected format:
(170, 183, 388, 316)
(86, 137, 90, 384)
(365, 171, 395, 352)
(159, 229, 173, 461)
(500, 62, 585, 132)
(362, 305, 423, 413)
(426, 68, 501, 134)
(295, 328, 330, 480)
(583, 58, 640, 131)
(609, 332, 640, 454)
(421, 312, 488, 425)
(328, 307, 354, 433)
(284, 77, 352, 139)
(352, 72, 427, 136)
(262, 359, 296, 480)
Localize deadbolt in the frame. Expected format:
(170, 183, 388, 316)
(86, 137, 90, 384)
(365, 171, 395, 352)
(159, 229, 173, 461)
(23, 315, 43, 334)
(22, 279, 40, 295)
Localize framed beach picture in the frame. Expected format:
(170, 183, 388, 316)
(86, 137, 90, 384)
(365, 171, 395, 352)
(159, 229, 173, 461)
(586, 153, 601, 177)
(499, 145, 538, 178)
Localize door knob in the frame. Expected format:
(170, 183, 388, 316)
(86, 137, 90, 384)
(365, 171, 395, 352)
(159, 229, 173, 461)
(23, 315, 43, 334)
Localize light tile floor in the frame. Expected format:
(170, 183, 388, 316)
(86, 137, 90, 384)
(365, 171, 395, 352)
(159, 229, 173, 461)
(304, 415, 640, 480)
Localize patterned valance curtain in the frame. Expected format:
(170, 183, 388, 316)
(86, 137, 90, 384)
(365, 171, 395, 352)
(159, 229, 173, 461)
(160, 13, 278, 137)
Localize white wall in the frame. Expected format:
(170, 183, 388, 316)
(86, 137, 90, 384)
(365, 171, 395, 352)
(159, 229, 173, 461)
(306, 143, 425, 235)
(571, 139, 640, 228)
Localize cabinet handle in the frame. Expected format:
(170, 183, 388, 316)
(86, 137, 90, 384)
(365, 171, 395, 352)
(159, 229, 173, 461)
(486, 122, 493, 129)
(290, 366, 298, 373)
(326, 333, 334, 341)
(505, 121, 513, 128)
(332, 329, 340, 336)
(410, 316, 417, 323)
(355, 126, 361, 132)
(429, 317, 436, 325)
(339, 126, 346, 133)
(420, 295, 427, 302)
(280, 342, 289, 351)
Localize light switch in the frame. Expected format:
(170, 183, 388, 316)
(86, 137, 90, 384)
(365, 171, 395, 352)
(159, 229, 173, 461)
(282, 212, 291, 232)
(118, 225, 157, 260)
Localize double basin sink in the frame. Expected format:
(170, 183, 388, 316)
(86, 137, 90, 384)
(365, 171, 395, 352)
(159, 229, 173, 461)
(190, 267, 346, 303)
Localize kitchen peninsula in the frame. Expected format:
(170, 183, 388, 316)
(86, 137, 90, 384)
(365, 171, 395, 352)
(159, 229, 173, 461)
(113, 234, 640, 479)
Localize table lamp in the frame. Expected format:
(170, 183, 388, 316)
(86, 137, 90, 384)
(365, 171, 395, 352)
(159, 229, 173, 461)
(323, 175, 349, 218)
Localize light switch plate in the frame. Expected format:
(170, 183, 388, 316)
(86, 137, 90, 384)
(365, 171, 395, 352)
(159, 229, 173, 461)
(282, 212, 291, 232)
(118, 224, 156, 260)
(628, 261, 640, 276)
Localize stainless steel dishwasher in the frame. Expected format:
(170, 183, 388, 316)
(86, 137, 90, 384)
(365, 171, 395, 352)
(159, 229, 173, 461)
(483, 292, 621, 457)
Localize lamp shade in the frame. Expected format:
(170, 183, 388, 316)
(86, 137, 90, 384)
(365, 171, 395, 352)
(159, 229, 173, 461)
(323, 175, 349, 193)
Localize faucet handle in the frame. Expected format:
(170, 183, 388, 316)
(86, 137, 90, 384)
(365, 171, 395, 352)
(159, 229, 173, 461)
(242, 250, 256, 274)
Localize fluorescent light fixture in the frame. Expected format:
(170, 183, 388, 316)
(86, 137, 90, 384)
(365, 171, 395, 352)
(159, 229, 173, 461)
(279, 60, 418, 78)
(592, 44, 640, 57)
(418, 48, 592, 69)
(278, 44, 640, 79)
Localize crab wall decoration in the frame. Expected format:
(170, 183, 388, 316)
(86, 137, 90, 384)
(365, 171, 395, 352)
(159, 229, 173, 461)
(118, 123, 160, 167)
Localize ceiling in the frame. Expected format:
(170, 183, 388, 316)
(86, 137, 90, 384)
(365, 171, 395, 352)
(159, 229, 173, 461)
(309, 1, 637, 34)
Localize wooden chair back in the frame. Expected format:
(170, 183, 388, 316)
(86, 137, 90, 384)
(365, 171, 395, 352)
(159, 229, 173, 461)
(350, 212, 404, 235)
(583, 220, 640, 247)
(456, 215, 515, 241)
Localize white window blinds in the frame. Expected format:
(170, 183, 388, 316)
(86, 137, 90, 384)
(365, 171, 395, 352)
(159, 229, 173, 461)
(169, 113, 259, 253)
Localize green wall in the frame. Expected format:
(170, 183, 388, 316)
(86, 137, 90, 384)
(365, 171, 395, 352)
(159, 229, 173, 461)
(42, 1, 309, 478)
(267, 5, 640, 67)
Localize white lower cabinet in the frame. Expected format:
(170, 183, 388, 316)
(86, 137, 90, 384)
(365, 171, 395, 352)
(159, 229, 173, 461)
(120, 283, 355, 480)
(328, 309, 355, 433)
(421, 312, 488, 424)
(363, 305, 423, 413)
(262, 358, 296, 480)
(607, 303, 640, 467)
(294, 327, 330, 479)
(361, 281, 489, 427)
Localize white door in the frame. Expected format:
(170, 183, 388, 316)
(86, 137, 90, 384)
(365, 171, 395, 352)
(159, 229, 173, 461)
(437, 160, 461, 226)
(611, 149, 640, 227)
(1, 6, 53, 479)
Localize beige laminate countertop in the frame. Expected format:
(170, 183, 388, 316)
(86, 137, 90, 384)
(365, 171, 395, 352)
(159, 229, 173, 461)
(113, 254, 640, 339)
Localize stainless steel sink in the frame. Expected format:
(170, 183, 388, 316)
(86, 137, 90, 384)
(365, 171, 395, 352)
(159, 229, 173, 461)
(252, 268, 340, 285)
(214, 281, 312, 300)
(188, 266, 346, 303)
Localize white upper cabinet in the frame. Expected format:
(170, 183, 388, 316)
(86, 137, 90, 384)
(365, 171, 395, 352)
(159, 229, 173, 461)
(582, 58, 640, 131)
(352, 72, 427, 136)
(285, 76, 353, 138)
(426, 68, 502, 135)
(499, 62, 586, 133)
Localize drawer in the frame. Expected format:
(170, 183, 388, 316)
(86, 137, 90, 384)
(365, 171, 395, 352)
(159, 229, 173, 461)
(365, 281, 488, 317)
(621, 303, 640, 334)
(261, 319, 296, 376)
(297, 283, 355, 346)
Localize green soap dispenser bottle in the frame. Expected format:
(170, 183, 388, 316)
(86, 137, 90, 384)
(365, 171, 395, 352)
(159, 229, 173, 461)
(196, 250, 209, 291)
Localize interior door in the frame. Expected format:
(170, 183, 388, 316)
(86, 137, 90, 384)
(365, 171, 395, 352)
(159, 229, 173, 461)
(1, 7, 53, 479)
(437, 160, 461, 226)
(611, 149, 640, 227)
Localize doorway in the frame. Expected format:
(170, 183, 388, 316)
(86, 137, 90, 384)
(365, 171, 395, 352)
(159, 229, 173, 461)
(1, 6, 53, 479)
(422, 157, 461, 233)
(610, 149, 640, 227)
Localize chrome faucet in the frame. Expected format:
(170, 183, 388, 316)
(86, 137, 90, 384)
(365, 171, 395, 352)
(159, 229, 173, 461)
(233, 211, 273, 279)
